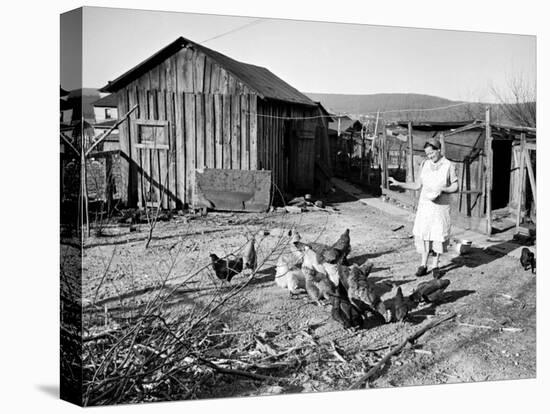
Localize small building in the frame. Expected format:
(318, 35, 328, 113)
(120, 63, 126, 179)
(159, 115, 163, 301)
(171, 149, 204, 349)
(100, 36, 332, 210)
(379, 117, 536, 234)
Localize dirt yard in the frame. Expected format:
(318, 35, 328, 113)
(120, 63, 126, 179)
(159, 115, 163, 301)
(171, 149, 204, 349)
(79, 187, 536, 402)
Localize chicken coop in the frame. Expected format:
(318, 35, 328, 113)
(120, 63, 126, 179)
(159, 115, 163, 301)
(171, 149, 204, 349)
(378, 110, 536, 235)
(100, 36, 332, 211)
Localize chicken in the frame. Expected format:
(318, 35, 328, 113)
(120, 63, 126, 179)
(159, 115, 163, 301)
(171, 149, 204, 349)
(330, 283, 363, 329)
(409, 279, 451, 304)
(242, 238, 257, 270)
(291, 229, 348, 265)
(392, 286, 409, 322)
(331, 229, 351, 265)
(298, 243, 330, 274)
(275, 256, 306, 294)
(209, 254, 244, 282)
(302, 266, 336, 305)
(338, 263, 391, 323)
(519, 247, 536, 273)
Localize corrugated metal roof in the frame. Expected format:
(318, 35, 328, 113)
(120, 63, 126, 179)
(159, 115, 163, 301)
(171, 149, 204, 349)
(93, 94, 118, 108)
(101, 37, 316, 107)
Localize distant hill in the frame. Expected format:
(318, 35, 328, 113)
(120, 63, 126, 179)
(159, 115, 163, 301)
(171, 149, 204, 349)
(304, 92, 520, 125)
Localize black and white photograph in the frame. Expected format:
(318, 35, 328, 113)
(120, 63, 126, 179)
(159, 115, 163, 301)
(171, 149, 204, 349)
(4, 1, 545, 412)
(57, 4, 541, 407)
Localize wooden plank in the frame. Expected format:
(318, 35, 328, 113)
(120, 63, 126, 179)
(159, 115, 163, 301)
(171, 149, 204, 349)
(166, 55, 176, 93)
(183, 48, 194, 92)
(210, 64, 221, 94)
(241, 95, 249, 169)
(157, 90, 168, 208)
(184, 93, 196, 204)
(214, 94, 223, 169)
(515, 135, 526, 229)
(166, 91, 177, 209)
(150, 66, 160, 118)
(485, 109, 493, 235)
(159, 59, 167, 92)
(116, 89, 129, 205)
(524, 148, 536, 208)
(204, 58, 212, 94)
(194, 51, 205, 93)
(250, 95, 258, 170)
(439, 132, 446, 157)
(223, 95, 232, 169)
(204, 94, 214, 168)
(174, 92, 186, 207)
(228, 75, 237, 95)
(220, 69, 229, 94)
(232, 95, 241, 169)
(175, 49, 185, 94)
(195, 93, 205, 169)
(129, 85, 142, 207)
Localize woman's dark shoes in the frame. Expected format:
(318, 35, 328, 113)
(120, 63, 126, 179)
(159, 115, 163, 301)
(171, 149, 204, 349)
(415, 265, 428, 277)
(432, 267, 443, 279)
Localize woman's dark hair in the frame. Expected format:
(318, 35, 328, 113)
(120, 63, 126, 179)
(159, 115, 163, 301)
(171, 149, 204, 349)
(423, 138, 441, 151)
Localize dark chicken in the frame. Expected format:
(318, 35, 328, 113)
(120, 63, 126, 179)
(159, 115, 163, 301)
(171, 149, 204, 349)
(331, 229, 351, 265)
(520, 247, 536, 273)
(392, 286, 409, 322)
(330, 283, 363, 329)
(409, 279, 451, 304)
(339, 263, 391, 323)
(209, 254, 244, 282)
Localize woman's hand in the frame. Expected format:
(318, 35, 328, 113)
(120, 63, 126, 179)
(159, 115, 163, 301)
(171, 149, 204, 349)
(388, 177, 398, 186)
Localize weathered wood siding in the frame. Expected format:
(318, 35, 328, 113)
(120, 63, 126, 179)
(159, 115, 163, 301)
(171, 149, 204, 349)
(257, 101, 324, 195)
(115, 46, 259, 208)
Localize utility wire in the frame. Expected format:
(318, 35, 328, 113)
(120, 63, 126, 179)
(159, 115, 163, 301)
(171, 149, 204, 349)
(247, 101, 474, 121)
(200, 19, 264, 44)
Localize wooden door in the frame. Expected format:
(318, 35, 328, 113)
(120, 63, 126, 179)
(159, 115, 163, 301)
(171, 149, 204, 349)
(289, 129, 315, 191)
(132, 119, 170, 208)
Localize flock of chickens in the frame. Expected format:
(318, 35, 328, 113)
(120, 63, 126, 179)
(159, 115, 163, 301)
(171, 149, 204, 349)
(210, 229, 452, 330)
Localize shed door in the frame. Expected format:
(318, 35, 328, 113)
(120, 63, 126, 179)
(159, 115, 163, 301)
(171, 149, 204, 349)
(132, 119, 170, 208)
(289, 129, 315, 191)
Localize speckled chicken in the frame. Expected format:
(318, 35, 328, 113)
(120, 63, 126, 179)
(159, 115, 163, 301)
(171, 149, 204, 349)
(409, 279, 451, 304)
(242, 238, 257, 270)
(302, 266, 336, 305)
(292, 229, 349, 266)
(338, 263, 391, 323)
(209, 254, 243, 282)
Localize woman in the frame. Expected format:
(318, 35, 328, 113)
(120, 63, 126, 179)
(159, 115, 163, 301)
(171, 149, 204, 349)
(388, 138, 458, 278)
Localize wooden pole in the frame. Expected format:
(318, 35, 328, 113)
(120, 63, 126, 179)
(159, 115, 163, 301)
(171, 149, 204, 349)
(465, 156, 472, 217)
(80, 129, 90, 237)
(524, 146, 536, 208)
(407, 121, 414, 182)
(515, 133, 526, 230)
(484, 108, 493, 235)
(439, 132, 446, 157)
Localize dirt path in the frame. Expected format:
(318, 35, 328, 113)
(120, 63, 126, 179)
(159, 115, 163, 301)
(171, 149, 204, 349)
(81, 188, 536, 398)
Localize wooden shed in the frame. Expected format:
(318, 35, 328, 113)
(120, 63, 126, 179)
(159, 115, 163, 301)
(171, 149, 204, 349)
(100, 36, 332, 210)
(378, 112, 536, 235)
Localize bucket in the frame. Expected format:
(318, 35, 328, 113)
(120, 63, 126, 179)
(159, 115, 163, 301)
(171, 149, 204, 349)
(455, 240, 472, 255)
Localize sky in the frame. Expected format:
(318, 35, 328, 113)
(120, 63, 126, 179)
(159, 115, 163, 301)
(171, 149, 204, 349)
(60, 6, 536, 103)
